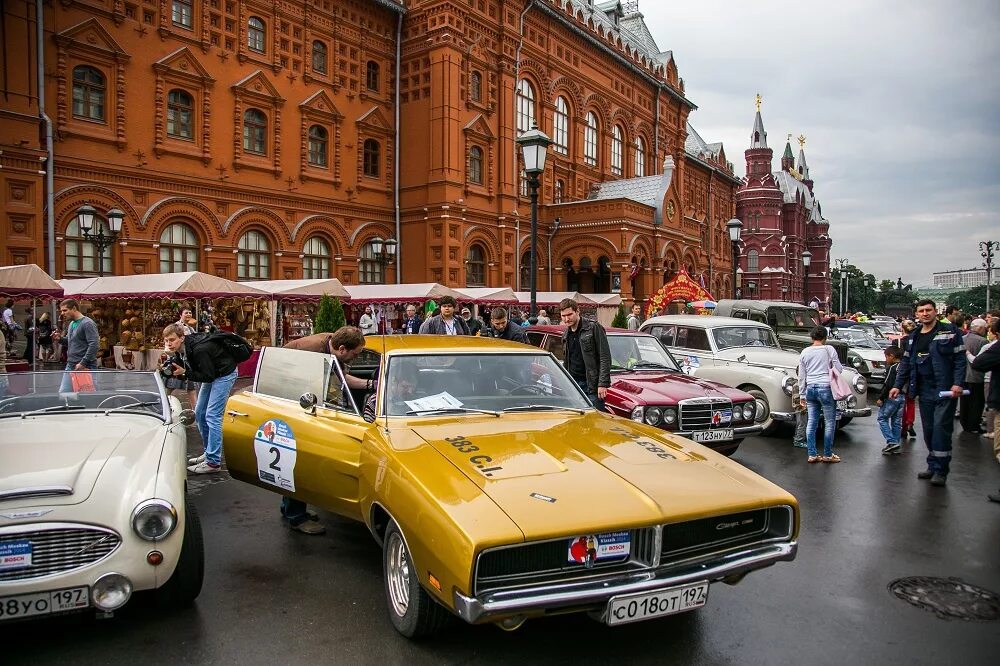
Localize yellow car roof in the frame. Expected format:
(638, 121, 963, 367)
(365, 334, 538, 355)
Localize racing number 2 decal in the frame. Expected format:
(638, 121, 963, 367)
(254, 419, 298, 491)
(444, 436, 504, 478)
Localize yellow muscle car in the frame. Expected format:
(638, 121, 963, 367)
(223, 336, 798, 638)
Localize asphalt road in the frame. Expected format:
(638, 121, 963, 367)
(4, 401, 999, 665)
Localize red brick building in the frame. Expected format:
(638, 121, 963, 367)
(1, 0, 738, 305)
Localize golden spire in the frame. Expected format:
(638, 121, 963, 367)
(797, 134, 806, 148)
(754, 93, 762, 112)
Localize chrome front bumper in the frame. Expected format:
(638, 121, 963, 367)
(842, 407, 872, 418)
(452, 541, 797, 624)
(771, 411, 796, 422)
(674, 424, 764, 439)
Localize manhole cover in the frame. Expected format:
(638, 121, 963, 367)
(888, 576, 1000, 621)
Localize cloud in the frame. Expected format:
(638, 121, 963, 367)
(636, 0, 1000, 285)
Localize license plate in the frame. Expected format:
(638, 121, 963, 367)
(692, 429, 734, 442)
(0, 586, 89, 621)
(606, 581, 709, 625)
(0, 540, 32, 571)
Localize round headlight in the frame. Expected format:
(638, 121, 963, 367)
(850, 356, 863, 368)
(663, 408, 677, 424)
(644, 407, 662, 425)
(847, 395, 858, 408)
(92, 573, 132, 611)
(853, 374, 867, 393)
(132, 499, 177, 541)
(742, 403, 755, 420)
(630, 406, 644, 422)
(781, 376, 796, 396)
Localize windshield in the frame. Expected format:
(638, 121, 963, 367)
(772, 308, 821, 329)
(607, 335, 681, 371)
(383, 353, 592, 416)
(0, 371, 168, 420)
(712, 325, 781, 350)
(873, 323, 899, 335)
(833, 329, 881, 349)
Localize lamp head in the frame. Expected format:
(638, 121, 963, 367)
(516, 123, 552, 175)
(726, 218, 743, 242)
(384, 237, 397, 260)
(76, 203, 97, 233)
(106, 208, 125, 234)
(802, 250, 812, 267)
(371, 236, 384, 256)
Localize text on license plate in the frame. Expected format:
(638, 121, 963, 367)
(0, 586, 89, 621)
(606, 581, 709, 625)
(692, 429, 734, 442)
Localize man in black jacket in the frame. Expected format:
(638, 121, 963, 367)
(558, 298, 611, 411)
(482, 307, 527, 343)
(971, 318, 1000, 503)
(163, 323, 243, 474)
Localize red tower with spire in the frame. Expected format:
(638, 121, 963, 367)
(735, 97, 832, 308)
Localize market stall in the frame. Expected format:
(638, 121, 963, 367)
(0, 264, 64, 374)
(345, 283, 466, 333)
(243, 278, 351, 345)
(452, 287, 517, 321)
(645, 268, 716, 318)
(60, 271, 269, 374)
(585, 293, 624, 327)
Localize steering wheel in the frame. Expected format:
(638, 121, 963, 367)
(98, 395, 144, 408)
(507, 383, 546, 396)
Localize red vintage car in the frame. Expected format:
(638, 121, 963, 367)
(526, 325, 761, 456)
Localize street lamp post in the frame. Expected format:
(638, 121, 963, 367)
(727, 218, 743, 300)
(982, 240, 998, 311)
(370, 236, 398, 271)
(781, 285, 789, 301)
(834, 258, 849, 314)
(862, 276, 869, 313)
(77, 204, 124, 277)
(802, 250, 812, 305)
(516, 123, 552, 322)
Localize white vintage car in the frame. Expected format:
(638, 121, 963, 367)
(639, 316, 871, 434)
(0, 371, 203, 622)
(828, 327, 888, 388)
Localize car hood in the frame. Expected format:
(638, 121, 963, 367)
(0, 414, 167, 507)
(408, 413, 792, 541)
(850, 347, 884, 361)
(714, 347, 798, 371)
(610, 371, 748, 403)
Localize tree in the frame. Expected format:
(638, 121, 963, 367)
(944, 285, 999, 315)
(611, 304, 628, 328)
(314, 294, 345, 333)
(831, 265, 878, 314)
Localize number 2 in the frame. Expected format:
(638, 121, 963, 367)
(269, 446, 281, 470)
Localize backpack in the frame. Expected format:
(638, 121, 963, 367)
(208, 331, 253, 363)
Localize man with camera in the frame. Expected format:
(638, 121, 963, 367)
(162, 323, 249, 474)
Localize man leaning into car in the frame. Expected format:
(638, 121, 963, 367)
(279, 326, 370, 535)
(559, 298, 611, 411)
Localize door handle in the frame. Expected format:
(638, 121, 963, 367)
(227, 410, 249, 417)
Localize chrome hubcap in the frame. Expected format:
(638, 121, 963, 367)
(386, 532, 410, 617)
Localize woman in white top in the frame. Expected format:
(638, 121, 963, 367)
(798, 325, 845, 463)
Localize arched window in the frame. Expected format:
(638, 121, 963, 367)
(72, 66, 105, 121)
(466, 244, 486, 286)
(237, 230, 270, 280)
(584, 112, 599, 166)
(308, 125, 328, 167)
(312, 41, 328, 74)
(611, 125, 624, 176)
(555, 179, 565, 204)
(243, 109, 267, 155)
(366, 61, 380, 92)
(159, 222, 199, 273)
(634, 136, 646, 177)
(520, 251, 532, 290)
(363, 139, 380, 177)
(553, 97, 569, 155)
(358, 241, 383, 284)
(172, 0, 193, 28)
(65, 217, 112, 275)
(516, 79, 536, 135)
(470, 71, 482, 102)
(302, 236, 330, 279)
(247, 17, 265, 53)
(469, 146, 484, 185)
(747, 249, 759, 273)
(166, 89, 194, 139)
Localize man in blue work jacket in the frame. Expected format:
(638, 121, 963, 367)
(890, 299, 966, 486)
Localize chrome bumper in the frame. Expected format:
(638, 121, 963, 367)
(842, 407, 872, 418)
(452, 541, 797, 624)
(770, 411, 797, 422)
(675, 424, 764, 440)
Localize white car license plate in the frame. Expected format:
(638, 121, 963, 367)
(692, 429, 734, 442)
(606, 581, 709, 625)
(0, 586, 89, 621)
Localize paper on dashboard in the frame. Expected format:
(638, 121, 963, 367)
(404, 392, 464, 412)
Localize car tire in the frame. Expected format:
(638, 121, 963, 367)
(153, 500, 205, 607)
(836, 416, 853, 430)
(742, 387, 778, 436)
(382, 520, 451, 638)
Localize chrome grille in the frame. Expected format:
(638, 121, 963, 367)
(0, 524, 121, 582)
(678, 397, 733, 431)
(661, 507, 793, 562)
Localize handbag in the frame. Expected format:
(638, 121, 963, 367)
(70, 370, 96, 393)
(828, 347, 852, 401)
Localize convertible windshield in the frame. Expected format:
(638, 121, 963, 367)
(0, 371, 168, 420)
(834, 329, 881, 349)
(608, 335, 681, 371)
(383, 353, 592, 416)
(712, 326, 781, 351)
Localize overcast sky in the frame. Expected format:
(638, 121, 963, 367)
(637, 0, 999, 287)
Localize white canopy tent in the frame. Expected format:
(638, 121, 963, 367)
(59, 271, 267, 299)
(242, 278, 350, 301)
(344, 283, 465, 305)
(0, 264, 65, 371)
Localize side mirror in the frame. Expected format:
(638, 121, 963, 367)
(179, 409, 195, 426)
(299, 392, 318, 414)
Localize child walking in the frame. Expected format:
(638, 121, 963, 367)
(877, 345, 905, 454)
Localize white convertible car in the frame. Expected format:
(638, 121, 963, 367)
(0, 371, 203, 622)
